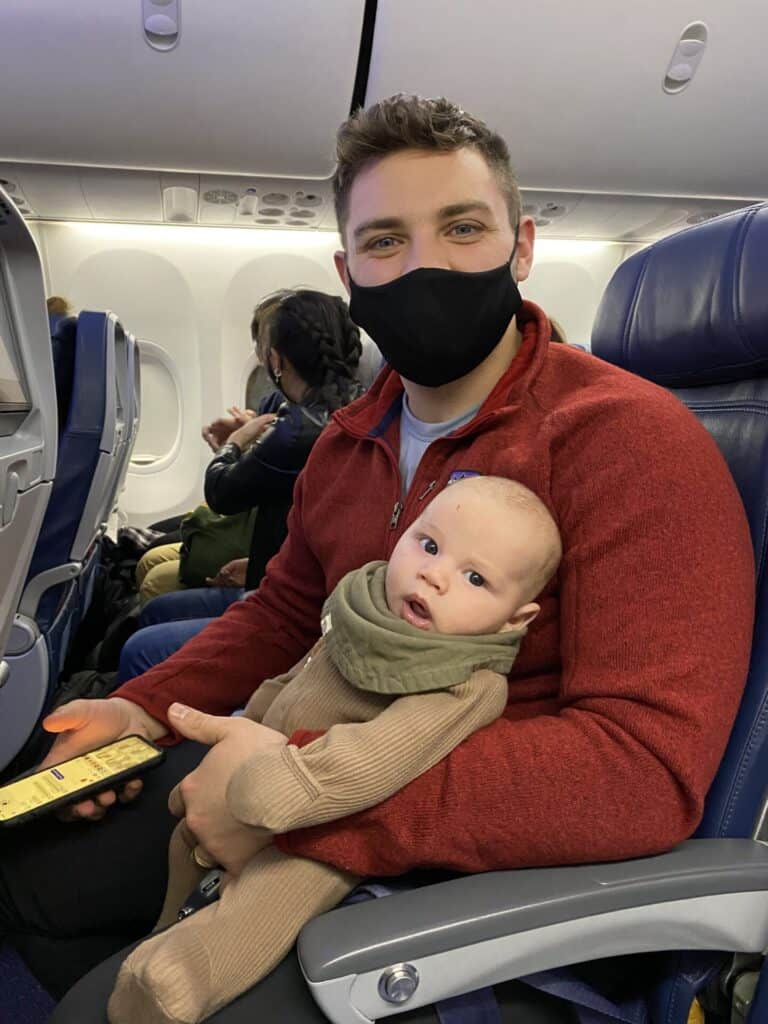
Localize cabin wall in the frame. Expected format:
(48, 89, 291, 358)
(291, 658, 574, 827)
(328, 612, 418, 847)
(35, 220, 629, 526)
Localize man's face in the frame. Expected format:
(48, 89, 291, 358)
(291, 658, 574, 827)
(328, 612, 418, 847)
(334, 148, 534, 289)
(384, 487, 537, 636)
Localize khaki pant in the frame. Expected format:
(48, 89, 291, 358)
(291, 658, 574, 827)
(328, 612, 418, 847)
(136, 542, 184, 605)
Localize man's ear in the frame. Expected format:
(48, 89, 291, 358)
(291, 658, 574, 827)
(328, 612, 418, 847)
(512, 216, 535, 285)
(501, 602, 540, 633)
(334, 250, 351, 294)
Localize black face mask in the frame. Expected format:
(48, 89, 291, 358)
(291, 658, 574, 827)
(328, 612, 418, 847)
(348, 249, 522, 387)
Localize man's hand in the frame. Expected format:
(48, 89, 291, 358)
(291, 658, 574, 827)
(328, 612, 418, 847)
(167, 704, 287, 875)
(41, 698, 167, 822)
(206, 557, 249, 588)
(201, 407, 257, 452)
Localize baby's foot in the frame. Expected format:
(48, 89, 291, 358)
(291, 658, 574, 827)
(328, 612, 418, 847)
(108, 922, 212, 1024)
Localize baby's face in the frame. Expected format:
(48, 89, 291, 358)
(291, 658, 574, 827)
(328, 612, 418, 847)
(385, 488, 538, 635)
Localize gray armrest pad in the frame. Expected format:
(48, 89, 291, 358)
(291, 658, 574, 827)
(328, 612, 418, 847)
(299, 838, 768, 983)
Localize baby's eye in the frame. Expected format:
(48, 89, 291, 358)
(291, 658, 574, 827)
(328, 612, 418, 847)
(465, 570, 485, 588)
(419, 537, 438, 556)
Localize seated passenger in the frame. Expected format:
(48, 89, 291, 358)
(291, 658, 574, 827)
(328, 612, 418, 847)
(2, 95, 753, 1024)
(47, 298, 77, 432)
(134, 289, 363, 606)
(110, 476, 562, 1024)
(46, 295, 72, 318)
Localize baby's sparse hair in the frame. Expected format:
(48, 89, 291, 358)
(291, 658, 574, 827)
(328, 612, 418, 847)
(447, 475, 562, 601)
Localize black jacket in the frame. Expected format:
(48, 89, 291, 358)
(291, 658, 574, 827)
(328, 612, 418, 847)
(204, 391, 329, 589)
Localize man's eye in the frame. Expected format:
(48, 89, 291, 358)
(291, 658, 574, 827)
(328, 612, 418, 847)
(465, 570, 485, 587)
(420, 537, 438, 556)
(449, 222, 482, 238)
(369, 236, 399, 251)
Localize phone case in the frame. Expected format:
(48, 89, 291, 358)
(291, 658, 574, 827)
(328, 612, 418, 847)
(0, 735, 166, 828)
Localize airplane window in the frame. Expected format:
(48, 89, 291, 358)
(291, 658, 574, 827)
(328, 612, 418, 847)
(130, 346, 180, 466)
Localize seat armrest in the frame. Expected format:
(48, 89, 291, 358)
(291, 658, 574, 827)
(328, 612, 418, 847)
(298, 839, 768, 1023)
(18, 561, 81, 621)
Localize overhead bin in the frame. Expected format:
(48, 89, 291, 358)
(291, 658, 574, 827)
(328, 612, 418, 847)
(0, 0, 366, 178)
(365, 0, 768, 200)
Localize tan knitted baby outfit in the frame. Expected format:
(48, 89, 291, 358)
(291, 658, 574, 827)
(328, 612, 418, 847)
(108, 563, 521, 1024)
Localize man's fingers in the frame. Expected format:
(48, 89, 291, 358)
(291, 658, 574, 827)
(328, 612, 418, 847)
(168, 782, 185, 818)
(117, 779, 143, 805)
(167, 704, 231, 746)
(42, 699, 97, 736)
(80, 805, 107, 822)
(71, 799, 99, 819)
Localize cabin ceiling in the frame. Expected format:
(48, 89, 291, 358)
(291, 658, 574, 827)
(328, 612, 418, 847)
(0, 0, 764, 242)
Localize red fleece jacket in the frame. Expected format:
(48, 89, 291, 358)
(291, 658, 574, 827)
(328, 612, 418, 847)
(117, 301, 755, 876)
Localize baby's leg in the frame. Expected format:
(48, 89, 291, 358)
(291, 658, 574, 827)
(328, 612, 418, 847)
(154, 819, 209, 932)
(108, 845, 358, 1024)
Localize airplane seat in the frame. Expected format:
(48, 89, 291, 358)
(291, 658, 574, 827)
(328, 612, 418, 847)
(1, 310, 119, 774)
(50, 315, 77, 434)
(296, 203, 768, 1024)
(101, 320, 131, 523)
(0, 190, 58, 776)
(591, 200, 768, 1022)
(127, 333, 140, 449)
(110, 331, 140, 524)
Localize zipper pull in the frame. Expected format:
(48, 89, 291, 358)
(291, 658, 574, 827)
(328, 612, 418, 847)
(417, 480, 437, 502)
(389, 501, 403, 530)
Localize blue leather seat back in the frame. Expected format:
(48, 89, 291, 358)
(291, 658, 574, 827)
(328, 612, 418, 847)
(592, 203, 768, 842)
(26, 312, 109, 631)
(50, 315, 77, 432)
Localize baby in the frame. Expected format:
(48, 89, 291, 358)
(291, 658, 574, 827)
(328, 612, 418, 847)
(109, 475, 562, 1024)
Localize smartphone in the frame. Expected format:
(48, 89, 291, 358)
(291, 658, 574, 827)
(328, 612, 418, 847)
(0, 734, 165, 827)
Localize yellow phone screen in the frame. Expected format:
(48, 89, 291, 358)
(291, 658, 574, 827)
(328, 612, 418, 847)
(0, 735, 159, 822)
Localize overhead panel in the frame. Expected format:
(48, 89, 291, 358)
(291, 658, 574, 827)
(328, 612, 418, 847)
(365, 0, 768, 200)
(80, 170, 163, 221)
(0, 0, 366, 179)
(198, 175, 331, 228)
(0, 165, 87, 219)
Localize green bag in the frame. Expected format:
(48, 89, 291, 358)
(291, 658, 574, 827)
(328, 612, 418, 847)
(177, 505, 257, 588)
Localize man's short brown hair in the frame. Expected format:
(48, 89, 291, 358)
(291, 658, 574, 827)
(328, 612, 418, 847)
(333, 94, 522, 242)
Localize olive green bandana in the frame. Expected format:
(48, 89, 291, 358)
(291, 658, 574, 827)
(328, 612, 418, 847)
(321, 561, 523, 695)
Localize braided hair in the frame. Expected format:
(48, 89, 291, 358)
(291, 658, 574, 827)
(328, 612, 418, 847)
(256, 290, 363, 412)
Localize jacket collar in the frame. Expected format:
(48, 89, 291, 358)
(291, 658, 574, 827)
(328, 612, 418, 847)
(333, 300, 552, 440)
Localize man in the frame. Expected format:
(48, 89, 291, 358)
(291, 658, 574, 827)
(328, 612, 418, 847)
(1, 95, 754, 1023)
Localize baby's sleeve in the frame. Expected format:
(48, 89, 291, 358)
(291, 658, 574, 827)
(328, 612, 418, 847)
(227, 670, 509, 832)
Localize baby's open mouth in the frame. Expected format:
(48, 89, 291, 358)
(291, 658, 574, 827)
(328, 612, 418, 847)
(402, 597, 432, 630)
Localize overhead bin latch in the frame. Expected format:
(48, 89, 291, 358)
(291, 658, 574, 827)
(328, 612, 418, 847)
(143, 0, 180, 52)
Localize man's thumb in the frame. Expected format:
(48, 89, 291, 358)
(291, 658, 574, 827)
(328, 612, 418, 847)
(168, 704, 228, 745)
(43, 700, 95, 734)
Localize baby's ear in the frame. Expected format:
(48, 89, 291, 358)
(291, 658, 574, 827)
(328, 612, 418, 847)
(501, 602, 540, 633)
